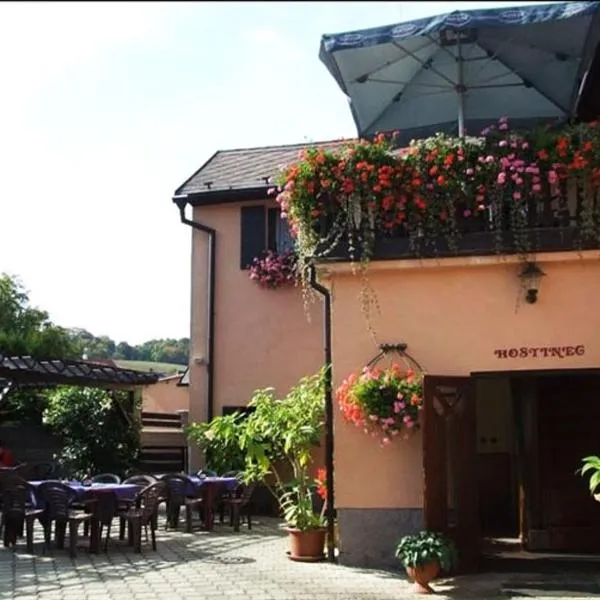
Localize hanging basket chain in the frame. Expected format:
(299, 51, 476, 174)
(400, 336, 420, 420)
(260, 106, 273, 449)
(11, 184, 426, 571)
(366, 343, 425, 374)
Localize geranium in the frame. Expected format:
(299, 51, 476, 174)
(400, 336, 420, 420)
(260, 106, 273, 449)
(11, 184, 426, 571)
(249, 250, 298, 289)
(336, 363, 423, 446)
(272, 119, 600, 323)
(314, 467, 327, 501)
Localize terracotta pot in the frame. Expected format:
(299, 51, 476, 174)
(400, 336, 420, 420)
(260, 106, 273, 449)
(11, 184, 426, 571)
(286, 527, 326, 561)
(406, 561, 440, 594)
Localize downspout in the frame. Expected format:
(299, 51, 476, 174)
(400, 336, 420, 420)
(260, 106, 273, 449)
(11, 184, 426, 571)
(309, 264, 335, 563)
(173, 195, 216, 423)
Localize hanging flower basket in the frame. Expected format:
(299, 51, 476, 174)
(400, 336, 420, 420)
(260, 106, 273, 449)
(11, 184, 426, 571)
(249, 250, 299, 289)
(336, 363, 423, 446)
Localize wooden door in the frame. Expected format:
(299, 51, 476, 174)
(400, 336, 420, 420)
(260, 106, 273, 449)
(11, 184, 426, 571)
(423, 375, 480, 573)
(537, 375, 600, 552)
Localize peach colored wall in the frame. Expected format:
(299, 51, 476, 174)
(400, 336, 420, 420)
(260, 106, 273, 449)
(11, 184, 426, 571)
(326, 251, 600, 510)
(188, 201, 324, 469)
(142, 376, 189, 414)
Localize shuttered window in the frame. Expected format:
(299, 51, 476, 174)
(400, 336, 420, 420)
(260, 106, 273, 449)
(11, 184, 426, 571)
(240, 205, 292, 269)
(240, 206, 267, 269)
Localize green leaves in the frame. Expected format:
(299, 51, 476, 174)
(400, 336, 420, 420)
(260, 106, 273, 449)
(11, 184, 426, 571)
(43, 386, 141, 479)
(0, 273, 77, 359)
(578, 455, 600, 494)
(395, 531, 457, 572)
(187, 369, 326, 531)
(187, 411, 247, 474)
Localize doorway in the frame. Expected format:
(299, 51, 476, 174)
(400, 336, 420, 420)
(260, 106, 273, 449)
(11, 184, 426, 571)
(477, 371, 600, 559)
(423, 370, 600, 573)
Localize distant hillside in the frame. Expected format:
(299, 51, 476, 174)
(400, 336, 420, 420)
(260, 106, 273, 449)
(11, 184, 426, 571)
(115, 360, 186, 376)
(68, 328, 189, 365)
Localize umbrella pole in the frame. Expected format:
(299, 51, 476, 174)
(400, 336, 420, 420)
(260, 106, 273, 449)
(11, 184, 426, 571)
(457, 35, 465, 137)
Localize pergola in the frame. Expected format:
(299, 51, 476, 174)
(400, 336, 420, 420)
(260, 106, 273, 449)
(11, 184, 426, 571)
(0, 352, 159, 404)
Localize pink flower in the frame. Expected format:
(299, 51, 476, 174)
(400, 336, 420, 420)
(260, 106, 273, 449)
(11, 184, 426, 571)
(499, 140, 508, 147)
(466, 168, 474, 176)
(369, 415, 378, 422)
(406, 420, 415, 428)
(464, 209, 472, 217)
(513, 191, 521, 200)
(497, 172, 506, 185)
(532, 183, 542, 193)
(485, 155, 494, 163)
(403, 415, 412, 424)
(548, 170, 558, 184)
(382, 437, 391, 445)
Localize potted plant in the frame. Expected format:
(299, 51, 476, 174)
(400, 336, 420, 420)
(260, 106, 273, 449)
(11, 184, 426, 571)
(578, 455, 600, 501)
(336, 363, 423, 446)
(239, 370, 327, 561)
(395, 531, 457, 594)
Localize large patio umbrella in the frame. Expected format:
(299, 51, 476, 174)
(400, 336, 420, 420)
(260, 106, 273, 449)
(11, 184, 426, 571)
(319, 2, 600, 142)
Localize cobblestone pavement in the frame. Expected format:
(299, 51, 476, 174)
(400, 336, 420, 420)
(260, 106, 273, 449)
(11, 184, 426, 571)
(0, 514, 599, 600)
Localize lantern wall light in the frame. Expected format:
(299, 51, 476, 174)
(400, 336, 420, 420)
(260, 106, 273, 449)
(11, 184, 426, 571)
(519, 262, 546, 304)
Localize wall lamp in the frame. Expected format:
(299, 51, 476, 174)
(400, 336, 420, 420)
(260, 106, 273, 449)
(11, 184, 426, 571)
(519, 262, 546, 304)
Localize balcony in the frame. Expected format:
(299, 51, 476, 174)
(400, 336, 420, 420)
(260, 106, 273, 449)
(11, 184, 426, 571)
(317, 182, 600, 262)
(274, 121, 600, 267)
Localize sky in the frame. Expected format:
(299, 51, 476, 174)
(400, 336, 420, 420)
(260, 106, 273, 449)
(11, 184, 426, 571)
(0, 0, 547, 345)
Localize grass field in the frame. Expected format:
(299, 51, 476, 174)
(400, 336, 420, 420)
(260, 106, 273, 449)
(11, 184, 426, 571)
(115, 360, 186, 375)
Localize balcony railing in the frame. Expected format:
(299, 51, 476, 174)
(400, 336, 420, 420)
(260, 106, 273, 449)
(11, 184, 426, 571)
(316, 181, 600, 262)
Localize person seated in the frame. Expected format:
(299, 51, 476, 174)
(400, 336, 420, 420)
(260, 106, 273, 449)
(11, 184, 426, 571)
(0, 440, 15, 467)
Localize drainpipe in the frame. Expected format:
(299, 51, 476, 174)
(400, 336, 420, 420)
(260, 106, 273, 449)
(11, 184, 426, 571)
(309, 264, 335, 563)
(173, 195, 216, 424)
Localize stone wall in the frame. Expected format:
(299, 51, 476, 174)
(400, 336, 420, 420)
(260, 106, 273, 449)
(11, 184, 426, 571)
(337, 508, 424, 569)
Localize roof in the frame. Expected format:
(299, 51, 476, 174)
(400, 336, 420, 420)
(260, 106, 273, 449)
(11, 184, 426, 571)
(0, 354, 160, 388)
(174, 139, 350, 197)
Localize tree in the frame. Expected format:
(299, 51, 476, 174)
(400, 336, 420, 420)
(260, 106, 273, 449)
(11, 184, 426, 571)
(0, 273, 76, 358)
(43, 386, 141, 479)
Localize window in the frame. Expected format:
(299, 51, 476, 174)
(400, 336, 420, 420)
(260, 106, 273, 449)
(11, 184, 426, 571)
(240, 205, 293, 269)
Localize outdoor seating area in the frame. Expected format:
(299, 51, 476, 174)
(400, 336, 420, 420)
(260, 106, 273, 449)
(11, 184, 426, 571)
(0, 464, 252, 559)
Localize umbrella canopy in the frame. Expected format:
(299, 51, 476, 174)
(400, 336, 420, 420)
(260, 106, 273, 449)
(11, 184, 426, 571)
(319, 2, 600, 142)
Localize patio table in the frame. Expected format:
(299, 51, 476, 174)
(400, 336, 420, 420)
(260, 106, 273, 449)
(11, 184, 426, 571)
(29, 481, 140, 552)
(182, 476, 239, 531)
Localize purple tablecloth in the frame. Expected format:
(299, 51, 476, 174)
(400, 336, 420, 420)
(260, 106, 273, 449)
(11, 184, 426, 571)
(184, 476, 239, 496)
(29, 481, 140, 503)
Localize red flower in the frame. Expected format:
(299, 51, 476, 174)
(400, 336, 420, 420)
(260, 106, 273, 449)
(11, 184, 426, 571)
(315, 468, 327, 501)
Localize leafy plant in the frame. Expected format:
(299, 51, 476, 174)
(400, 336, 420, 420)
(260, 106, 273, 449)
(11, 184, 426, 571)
(43, 386, 141, 479)
(186, 412, 247, 474)
(578, 455, 600, 494)
(395, 531, 457, 572)
(336, 363, 423, 446)
(239, 370, 326, 531)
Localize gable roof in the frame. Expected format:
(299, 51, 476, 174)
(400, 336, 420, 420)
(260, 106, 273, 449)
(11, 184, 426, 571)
(174, 139, 350, 200)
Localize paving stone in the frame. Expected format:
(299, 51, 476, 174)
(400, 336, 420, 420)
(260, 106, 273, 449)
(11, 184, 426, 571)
(1, 514, 597, 599)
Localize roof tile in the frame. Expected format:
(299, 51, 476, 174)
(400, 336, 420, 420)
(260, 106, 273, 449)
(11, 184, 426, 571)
(175, 139, 350, 196)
